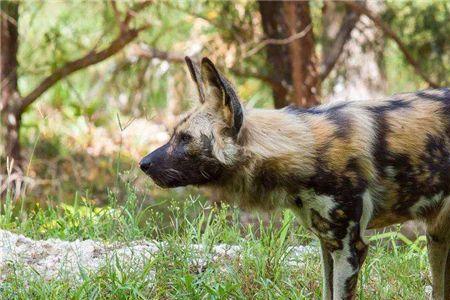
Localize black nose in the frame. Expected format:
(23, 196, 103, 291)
(139, 155, 153, 173)
(140, 143, 170, 175)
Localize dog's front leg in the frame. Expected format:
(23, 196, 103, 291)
(331, 225, 368, 300)
(320, 239, 334, 300)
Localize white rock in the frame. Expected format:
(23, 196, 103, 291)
(0, 230, 315, 282)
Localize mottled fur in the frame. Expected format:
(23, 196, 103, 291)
(140, 58, 450, 300)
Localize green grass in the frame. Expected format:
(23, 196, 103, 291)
(0, 183, 430, 299)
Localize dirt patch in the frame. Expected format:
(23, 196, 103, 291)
(0, 230, 314, 282)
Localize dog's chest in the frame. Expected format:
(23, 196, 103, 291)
(291, 189, 360, 248)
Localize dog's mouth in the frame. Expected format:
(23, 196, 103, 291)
(151, 176, 188, 188)
(141, 168, 188, 188)
(141, 166, 223, 189)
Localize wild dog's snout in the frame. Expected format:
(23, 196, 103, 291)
(139, 143, 169, 175)
(139, 154, 153, 173)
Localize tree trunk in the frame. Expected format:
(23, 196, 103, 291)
(322, 1, 387, 102)
(258, 1, 290, 108)
(1, 1, 22, 168)
(321, 2, 361, 81)
(258, 0, 320, 108)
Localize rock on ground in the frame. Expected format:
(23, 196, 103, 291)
(0, 230, 314, 283)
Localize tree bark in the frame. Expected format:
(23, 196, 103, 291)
(1, 1, 22, 167)
(258, 1, 290, 108)
(283, 1, 319, 107)
(258, 0, 319, 108)
(320, 3, 361, 81)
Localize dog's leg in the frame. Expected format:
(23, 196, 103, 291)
(332, 224, 368, 300)
(426, 199, 450, 300)
(320, 239, 334, 300)
(445, 249, 450, 300)
(427, 233, 449, 300)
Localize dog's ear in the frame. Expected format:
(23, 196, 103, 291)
(185, 56, 205, 103)
(201, 57, 243, 136)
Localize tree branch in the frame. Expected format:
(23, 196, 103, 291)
(123, 0, 153, 27)
(344, 1, 439, 88)
(129, 44, 185, 63)
(131, 44, 283, 91)
(18, 1, 152, 113)
(320, 7, 361, 81)
(244, 24, 311, 58)
(229, 66, 283, 91)
(109, 0, 126, 32)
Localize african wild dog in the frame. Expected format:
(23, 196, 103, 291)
(140, 57, 450, 300)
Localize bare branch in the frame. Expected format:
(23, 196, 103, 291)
(19, 28, 142, 113)
(129, 45, 185, 63)
(109, 0, 125, 32)
(131, 44, 283, 92)
(344, 1, 439, 88)
(229, 67, 284, 92)
(320, 7, 361, 81)
(18, 1, 152, 113)
(244, 24, 311, 58)
(0, 10, 18, 27)
(123, 0, 153, 27)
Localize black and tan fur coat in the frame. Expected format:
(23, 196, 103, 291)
(140, 57, 450, 300)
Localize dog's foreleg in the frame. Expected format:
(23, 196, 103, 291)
(332, 225, 368, 300)
(320, 240, 334, 300)
(427, 199, 450, 300)
(445, 249, 450, 300)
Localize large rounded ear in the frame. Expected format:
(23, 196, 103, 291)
(201, 57, 243, 136)
(185, 56, 205, 103)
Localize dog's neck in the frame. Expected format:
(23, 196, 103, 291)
(239, 108, 317, 176)
(210, 108, 318, 210)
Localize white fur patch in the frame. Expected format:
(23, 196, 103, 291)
(331, 229, 356, 299)
(291, 190, 338, 237)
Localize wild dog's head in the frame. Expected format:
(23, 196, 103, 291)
(140, 57, 245, 188)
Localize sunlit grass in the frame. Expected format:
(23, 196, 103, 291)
(0, 181, 429, 299)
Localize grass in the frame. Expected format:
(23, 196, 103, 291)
(0, 180, 431, 300)
(0, 154, 430, 300)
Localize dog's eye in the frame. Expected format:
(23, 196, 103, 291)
(179, 133, 192, 144)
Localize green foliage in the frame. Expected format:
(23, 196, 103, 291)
(15, 0, 448, 145)
(383, 1, 450, 87)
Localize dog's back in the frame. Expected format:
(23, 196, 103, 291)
(285, 88, 450, 228)
(365, 88, 449, 228)
(280, 87, 450, 299)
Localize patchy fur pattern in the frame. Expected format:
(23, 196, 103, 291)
(215, 89, 449, 217)
(140, 57, 450, 300)
(211, 88, 450, 299)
